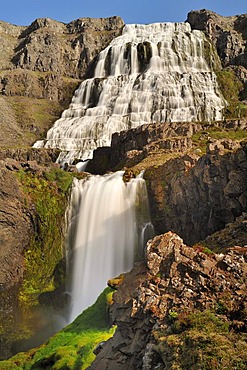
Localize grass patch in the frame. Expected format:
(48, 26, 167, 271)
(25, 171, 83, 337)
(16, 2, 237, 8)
(1, 288, 115, 370)
(154, 310, 247, 370)
(191, 124, 247, 154)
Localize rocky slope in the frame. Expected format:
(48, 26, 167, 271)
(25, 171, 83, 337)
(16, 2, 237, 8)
(1, 231, 246, 369)
(90, 232, 247, 369)
(0, 16, 124, 147)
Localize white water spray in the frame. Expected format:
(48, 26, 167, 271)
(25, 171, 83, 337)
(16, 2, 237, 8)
(36, 22, 226, 164)
(66, 171, 154, 322)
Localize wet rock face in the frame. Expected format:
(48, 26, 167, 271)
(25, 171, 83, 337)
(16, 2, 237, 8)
(90, 232, 247, 369)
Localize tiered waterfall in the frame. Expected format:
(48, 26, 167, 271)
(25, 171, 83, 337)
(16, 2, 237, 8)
(35, 22, 226, 164)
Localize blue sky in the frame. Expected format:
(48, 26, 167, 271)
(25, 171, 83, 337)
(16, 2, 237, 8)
(1, 1, 246, 26)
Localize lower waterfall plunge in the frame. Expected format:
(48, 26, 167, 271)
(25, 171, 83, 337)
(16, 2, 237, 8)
(66, 171, 154, 322)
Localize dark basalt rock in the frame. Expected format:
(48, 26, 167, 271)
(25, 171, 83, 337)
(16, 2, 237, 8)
(145, 140, 247, 245)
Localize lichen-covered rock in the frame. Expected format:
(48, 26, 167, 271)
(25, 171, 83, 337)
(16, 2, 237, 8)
(89, 232, 247, 370)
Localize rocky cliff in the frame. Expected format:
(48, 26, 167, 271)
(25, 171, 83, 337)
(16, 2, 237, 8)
(0, 16, 124, 147)
(87, 119, 247, 247)
(0, 152, 79, 359)
(187, 9, 247, 102)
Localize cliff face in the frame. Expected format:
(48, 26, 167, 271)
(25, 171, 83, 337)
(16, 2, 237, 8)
(0, 149, 59, 290)
(88, 119, 247, 247)
(187, 9, 247, 101)
(187, 10, 247, 68)
(0, 161, 32, 288)
(8, 16, 124, 79)
(0, 16, 124, 148)
(145, 139, 247, 245)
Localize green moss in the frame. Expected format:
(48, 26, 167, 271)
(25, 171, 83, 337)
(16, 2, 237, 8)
(16, 168, 75, 306)
(2, 288, 115, 370)
(203, 37, 221, 71)
(216, 69, 247, 119)
(193, 244, 214, 255)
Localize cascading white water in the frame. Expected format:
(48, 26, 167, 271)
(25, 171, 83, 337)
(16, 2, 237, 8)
(35, 22, 226, 164)
(66, 171, 154, 322)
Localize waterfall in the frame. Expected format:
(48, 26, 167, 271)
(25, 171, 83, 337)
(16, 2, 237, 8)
(35, 22, 226, 164)
(66, 171, 154, 322)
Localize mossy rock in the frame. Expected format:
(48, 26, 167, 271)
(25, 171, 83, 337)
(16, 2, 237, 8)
(1, 287, 115, 370)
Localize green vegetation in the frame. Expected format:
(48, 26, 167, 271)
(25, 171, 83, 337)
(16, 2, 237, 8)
(193, 243, 214, 255)
(0, 167, 88, 356)
(216, 69, 247, 119)
(9, 96, 62, 141)
(0, 288, 115, 370)
(0, 69, 80, 149)
(203, 37, 221, 71)
(153, 310, 247, 370)
(191, 123, 247, 154)
(16, 167, 76, 306)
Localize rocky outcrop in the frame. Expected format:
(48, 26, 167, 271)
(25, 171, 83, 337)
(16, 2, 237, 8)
(12, 17, 124, 79)
(0, 147, 60, 164)
(0, 16, 124, 97)
(0, 15, 124, 79)
(203, 213, 247, 251)
(87, 122, 202, 174)
(90, 231, 247, 369)
(87, 119, 247, 247)
(187, 9, 247, 102)
(145, 140, 247, 245)
(187, 10, 247, 69)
